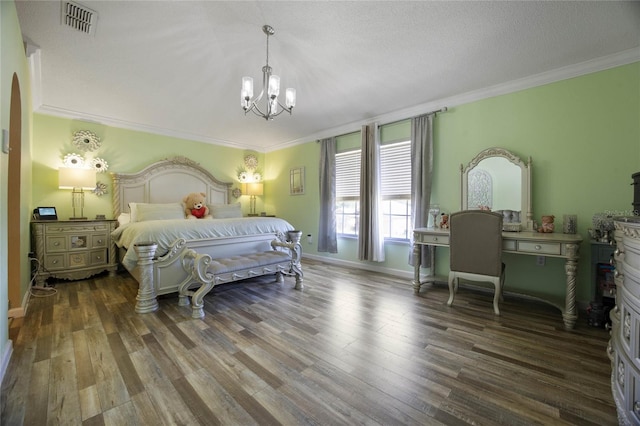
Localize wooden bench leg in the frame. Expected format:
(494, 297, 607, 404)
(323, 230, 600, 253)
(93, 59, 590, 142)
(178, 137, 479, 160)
(178, 248, 199, 307)
(190, 281, 214, 319)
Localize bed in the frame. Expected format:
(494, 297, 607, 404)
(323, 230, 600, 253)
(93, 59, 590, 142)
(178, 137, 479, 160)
(110, 156, 301, 313)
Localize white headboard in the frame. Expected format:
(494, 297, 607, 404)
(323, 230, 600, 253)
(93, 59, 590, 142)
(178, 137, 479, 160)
(111, 156, 233, 217)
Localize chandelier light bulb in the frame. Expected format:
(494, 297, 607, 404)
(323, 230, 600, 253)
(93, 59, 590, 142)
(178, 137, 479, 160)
(242, 77, 253, 97)
(268, 75, 280, 97)
(285, 88, 296, 108)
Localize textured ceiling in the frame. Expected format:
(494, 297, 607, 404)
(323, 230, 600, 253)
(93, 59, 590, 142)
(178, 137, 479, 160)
(15, 1, 640, 151)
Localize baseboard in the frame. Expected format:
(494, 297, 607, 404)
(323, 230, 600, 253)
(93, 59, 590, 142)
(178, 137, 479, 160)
(302, 253, 419, 280)
(0, 339, 14, 388)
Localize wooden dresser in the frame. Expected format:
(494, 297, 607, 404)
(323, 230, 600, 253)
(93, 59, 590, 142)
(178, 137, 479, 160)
(30, 219, 117, 285)
(610, 217, 640, 425)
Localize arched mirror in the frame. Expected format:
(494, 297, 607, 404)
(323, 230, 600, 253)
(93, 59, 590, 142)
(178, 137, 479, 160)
(461, 147, 533, 231)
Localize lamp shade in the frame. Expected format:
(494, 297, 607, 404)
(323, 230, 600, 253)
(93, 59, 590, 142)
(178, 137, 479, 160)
(243, 182, 264, 196)
(59, 167, 96, 190)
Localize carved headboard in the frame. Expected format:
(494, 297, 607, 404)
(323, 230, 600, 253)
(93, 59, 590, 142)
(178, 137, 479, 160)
(110, 156, 233, 218)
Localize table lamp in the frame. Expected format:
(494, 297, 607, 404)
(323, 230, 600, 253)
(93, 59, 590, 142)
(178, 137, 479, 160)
(242, 182, 263, 216)
(59, 167, 96, 220)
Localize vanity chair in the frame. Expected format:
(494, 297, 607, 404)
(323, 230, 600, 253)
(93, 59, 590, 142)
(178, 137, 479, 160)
(447, 210, 506, 315)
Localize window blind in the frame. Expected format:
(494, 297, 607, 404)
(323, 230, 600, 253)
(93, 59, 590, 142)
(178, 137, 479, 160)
(336, 141, 411, 199)
(380, 141, 411, 197)
(336, 150, 361, 198)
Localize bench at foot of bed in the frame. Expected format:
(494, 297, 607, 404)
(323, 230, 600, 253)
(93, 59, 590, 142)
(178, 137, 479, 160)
(179, 240, 303, 319)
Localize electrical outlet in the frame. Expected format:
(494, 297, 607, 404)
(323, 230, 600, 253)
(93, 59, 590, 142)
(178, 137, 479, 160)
(536, 256, 545, 266)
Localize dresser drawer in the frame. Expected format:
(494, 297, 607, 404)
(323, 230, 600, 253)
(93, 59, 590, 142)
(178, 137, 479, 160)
(44, 254, 66, 270)
(46, 236, 67, 252)
(415, 234, 449, 245)
(517, 241, 561, 255)
(91, 233, 108, 248)
(91, 249, 108, 265)
(68, 252, 90, 268)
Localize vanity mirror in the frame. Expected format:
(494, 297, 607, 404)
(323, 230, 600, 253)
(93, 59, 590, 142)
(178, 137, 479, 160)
(461, 147, 533, 231)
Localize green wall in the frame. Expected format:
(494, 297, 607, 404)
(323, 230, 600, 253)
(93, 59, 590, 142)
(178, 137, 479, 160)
(267, 62, 640, 305)
(31, 114, 265, 219)
(28, 63, 640, 308)
(2, 0, 34, 376)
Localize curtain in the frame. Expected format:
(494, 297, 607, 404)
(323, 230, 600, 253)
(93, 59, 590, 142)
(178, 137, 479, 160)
(409, 114, 434, 267)
(318, 137, 338, 253)
(358, 123, 385, 262)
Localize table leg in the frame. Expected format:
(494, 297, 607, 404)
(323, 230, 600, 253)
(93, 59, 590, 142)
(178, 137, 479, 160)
(412, 243, 422, 294)
(562, 243, 580, 330)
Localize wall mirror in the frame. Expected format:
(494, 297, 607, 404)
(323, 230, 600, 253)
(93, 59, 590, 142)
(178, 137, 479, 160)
(461, 147, 533, 231)
(290, 167, 305, 195)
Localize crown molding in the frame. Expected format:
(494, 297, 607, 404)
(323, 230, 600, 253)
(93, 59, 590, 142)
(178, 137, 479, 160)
(267, 48, 640, 152)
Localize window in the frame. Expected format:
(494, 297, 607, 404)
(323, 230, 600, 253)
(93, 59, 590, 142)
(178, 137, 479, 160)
(336, 150, 360, 236)
(335, 140, 412, 240)
(380, 141, 412, 240)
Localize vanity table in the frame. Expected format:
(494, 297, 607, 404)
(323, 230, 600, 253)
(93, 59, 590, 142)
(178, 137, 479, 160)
(414, 147, 583, 330)
(412, 227, 582, 330)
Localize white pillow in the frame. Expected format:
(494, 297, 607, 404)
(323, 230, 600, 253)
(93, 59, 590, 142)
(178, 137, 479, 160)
(117, 212, 131, 226)
(129, 202, 185, 222)
(210, 202, 242, 219)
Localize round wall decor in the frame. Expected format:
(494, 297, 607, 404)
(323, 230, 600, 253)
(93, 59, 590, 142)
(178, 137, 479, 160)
(73, 130, 101, 152)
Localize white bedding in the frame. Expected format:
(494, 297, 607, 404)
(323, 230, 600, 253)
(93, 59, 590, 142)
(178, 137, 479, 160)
(112, 217, 295, 270)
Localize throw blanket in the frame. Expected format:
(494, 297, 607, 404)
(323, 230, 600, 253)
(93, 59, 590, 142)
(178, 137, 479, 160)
(112, 217, 295, 270)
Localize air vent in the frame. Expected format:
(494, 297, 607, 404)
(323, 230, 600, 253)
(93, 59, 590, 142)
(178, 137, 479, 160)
(61, 1, 97, 35)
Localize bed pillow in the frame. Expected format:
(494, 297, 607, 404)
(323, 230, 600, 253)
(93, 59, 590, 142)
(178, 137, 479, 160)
(210, 202, 242, 219)
(130, 202, 185, 222)
(117, 212, 131, 227)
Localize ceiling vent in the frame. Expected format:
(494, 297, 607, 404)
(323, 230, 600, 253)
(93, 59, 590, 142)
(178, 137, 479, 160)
(61, 1, 97, 35)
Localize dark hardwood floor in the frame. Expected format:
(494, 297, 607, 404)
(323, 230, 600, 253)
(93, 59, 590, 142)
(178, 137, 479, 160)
(2, 259, 617, 425)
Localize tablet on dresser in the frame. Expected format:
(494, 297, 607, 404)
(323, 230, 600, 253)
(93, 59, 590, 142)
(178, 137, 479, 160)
(33, 207, 58, 220)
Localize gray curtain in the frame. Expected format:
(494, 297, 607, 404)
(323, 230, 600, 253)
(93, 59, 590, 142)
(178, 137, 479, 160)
(318, 137, 338, 253)
(409, 114, 434, 267)
(358, 123, 385, 262)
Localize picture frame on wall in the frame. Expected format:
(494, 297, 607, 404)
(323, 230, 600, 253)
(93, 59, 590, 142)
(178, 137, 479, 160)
(290, 167, 305, 195)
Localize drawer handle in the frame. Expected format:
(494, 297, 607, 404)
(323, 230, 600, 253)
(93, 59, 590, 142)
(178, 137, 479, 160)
(535, 245, 542, 250)
(96, 255, 102, 260)
(615, 270, 624, 279)
(433, 237, 438, 242)
(54, 242, 60, 246)
(52, 260, 58, 264)
(97, 239, 103, 244)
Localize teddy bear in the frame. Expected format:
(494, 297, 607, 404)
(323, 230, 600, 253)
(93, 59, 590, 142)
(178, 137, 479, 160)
(440, 213, 449, 229)
(538, 215, 555, 233)
(183, 192, 211, 219)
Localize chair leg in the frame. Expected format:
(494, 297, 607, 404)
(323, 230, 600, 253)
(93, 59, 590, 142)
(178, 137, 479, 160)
(447, 274, 456, 307)
(493, 277, 501, 315)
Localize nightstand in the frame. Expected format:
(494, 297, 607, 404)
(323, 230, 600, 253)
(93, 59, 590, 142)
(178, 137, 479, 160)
(30, 219, 117, 285)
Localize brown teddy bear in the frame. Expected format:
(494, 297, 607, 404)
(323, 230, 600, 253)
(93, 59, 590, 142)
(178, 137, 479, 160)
(183, 192, 211, 219)
(538, 215, 555, 233)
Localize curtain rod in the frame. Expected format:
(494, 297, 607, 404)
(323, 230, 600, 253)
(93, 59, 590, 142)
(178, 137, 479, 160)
(316, 106, 448, 142)
(383, 106, 448, 127)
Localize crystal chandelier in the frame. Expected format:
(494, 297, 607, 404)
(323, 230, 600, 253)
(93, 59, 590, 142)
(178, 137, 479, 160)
(241, 25, 296, 120)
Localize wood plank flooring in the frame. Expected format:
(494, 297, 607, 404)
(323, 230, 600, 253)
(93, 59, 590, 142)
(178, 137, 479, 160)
(1, 259, 617, 425)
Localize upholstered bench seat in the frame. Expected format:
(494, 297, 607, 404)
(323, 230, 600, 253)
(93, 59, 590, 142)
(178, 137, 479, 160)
(207, 251, 291, 276)
(178, 241, 303, 318)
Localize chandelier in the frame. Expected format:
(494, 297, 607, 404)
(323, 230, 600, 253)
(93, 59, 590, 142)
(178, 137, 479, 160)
(241, 25, 296, 120)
